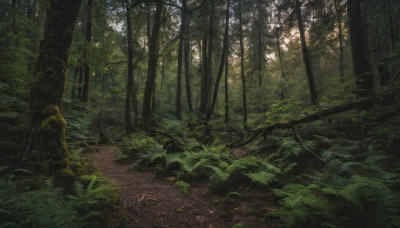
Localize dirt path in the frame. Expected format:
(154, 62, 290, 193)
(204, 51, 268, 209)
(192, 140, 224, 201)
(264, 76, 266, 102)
(89, 145, 226, 228)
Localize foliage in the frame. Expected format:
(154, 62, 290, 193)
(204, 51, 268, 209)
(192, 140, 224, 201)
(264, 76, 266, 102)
(0, 165, 119, 228)
(175, 181, 191, 195)
(268, 137, 400, 228)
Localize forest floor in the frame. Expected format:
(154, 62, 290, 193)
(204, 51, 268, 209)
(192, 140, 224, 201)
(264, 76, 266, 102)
(89, 145, 273, 228)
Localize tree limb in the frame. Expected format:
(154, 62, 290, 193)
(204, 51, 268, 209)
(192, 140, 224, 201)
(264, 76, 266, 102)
(229, 87, 400, 148)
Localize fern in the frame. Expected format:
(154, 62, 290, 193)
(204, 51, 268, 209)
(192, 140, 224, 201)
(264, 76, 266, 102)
(246, 171, 275, 186)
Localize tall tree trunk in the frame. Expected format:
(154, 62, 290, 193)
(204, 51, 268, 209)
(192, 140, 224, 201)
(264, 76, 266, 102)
(81, 0, 92, 103)
(206, 0, 229, 120)
(20, 0, 82, 174)
(200, 0, 213, 113)
(206, 0, 214, 109)
(125, 2, 133, 134)
(141, 0, 162, 131)
(295, 0, 318, 105)
(183, 0, 193, 112)
(224, 38, 229, 123)
(200, 32, 208, 112)
(257, 0, 262, 88)
(347, 0, 374, 99)
(176, 0, 185, 119)
(334, 0, 345, 83)
(276, 26, 286, 100)
(239, 0, 247, 128)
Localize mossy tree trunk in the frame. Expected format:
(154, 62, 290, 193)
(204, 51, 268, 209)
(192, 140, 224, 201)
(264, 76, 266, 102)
(20, 0, 82, 175)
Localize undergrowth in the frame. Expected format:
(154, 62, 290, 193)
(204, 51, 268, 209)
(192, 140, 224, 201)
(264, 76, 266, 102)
(119, 102, 400, 227)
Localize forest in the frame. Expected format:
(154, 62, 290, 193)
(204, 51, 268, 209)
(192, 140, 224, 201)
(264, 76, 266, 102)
(0, 0, 400, 227)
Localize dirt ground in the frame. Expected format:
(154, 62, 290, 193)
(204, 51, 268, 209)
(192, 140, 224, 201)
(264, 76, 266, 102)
(89, 145, 277, 228)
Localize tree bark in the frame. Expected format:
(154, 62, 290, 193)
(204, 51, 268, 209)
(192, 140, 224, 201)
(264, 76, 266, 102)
(200, 0, 213, 113)
(347, 0, 374, 99)
(81, 0, 92, 103)
(206, 0, 229, 120)
(125, 2, 134, 134)
(141, 0, 162, 131)
(176, 0, 185, 119)
(334, 0, 345, 83)
(183, 0, 193, 112)
(20, 0, 82, 175)
(295, 0, 318, 105)
(224, 43, 229, 123)
(257, 0, 263, 88)
(239, 0, 247, 128)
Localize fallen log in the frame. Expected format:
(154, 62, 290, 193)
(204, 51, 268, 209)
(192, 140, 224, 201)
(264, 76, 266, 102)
(229, 88, 400, 148)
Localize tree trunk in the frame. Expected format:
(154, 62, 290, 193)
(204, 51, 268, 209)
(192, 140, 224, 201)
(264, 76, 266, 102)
(141, 0, 162, 131)
(183, 0, 193, 112)
(81, 0, 92, 103)
(347, 0, 374, 99)
(295, 0, 318, 105)
(334, 0, 345, 83)
(206, 0, 229, 120)
(125, 2, 133, 134)
(257, 0, 263, 88)
(224, 41, 229, 123)
(176, 0, 185, 119)
(20, 0, 82, 175)
(275, 26, 286, 100)
(200, 0, 213, 113)
(239, 0, 247, 129)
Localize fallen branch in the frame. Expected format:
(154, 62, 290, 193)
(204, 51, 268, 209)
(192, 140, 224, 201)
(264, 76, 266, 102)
(229, 88, 400, 148)
(292, 126, 324, 162)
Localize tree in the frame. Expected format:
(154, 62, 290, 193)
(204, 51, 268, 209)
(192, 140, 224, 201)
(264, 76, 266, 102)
(19, 0, 82, 175)
(206, 0, 230, 120)
(347, 0, 373, 98)
(81, 0, 93, 103)
(238, 0, 247, 128)
(141, 0, 162, 131)
(176, 0, 185, 119)
(125, 1, 134, 133)
(334, 0, 345, 83)
(184, 4, 193, 112)
(200, 0, 213, 114)
(295, 0, 318, 105)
